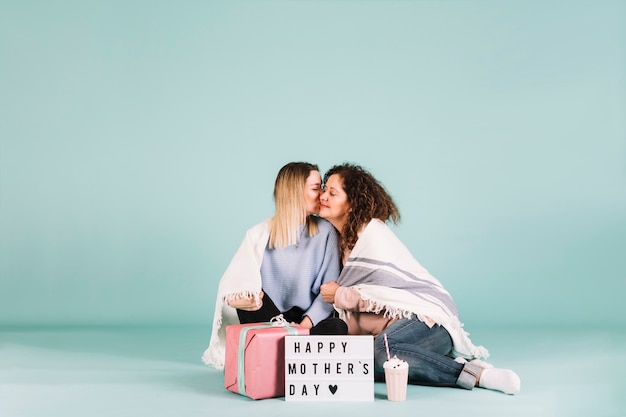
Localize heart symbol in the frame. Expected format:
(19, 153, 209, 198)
(329, 385, 338, 395)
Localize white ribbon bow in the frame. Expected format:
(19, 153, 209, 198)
(270, 314, 289, 327)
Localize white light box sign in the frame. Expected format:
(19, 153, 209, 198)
(285, 335, 374, 401)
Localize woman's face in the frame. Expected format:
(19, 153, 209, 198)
(319, 173, 350, 231)
(304, 170, 323, 215)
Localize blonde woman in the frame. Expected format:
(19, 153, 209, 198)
(202, 162, 347, 369)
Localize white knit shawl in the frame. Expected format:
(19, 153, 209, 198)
(201, 220, 269, 369)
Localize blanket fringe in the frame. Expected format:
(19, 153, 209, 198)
(201, 345, 225, 369)
(224, 290, 261, 303)
(358, 297, 489, 360)
(202, 290, 263, 369)
(362, 298, 413, 320)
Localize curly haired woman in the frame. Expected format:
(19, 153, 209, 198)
(319, 163, 520, 395)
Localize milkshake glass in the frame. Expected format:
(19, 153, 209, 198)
(383, 355, 409, 401)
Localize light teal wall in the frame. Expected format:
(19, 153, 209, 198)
(1, 0, 624, 327)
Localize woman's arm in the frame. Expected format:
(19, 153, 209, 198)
(226, 291, 264, 311)
(302, 222, 342, 325)
(321, 282, 367, 312)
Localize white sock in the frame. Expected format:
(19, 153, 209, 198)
(478, 368, 521, 395)
(470, 358, 495, 369)
(454, 357, 495, 369)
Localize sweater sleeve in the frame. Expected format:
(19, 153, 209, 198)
(303, 222, 341, 325)
(334, 286, 370, 312)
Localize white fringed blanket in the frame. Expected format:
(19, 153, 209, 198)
(201, 221, 269, 369)
(336, 219, 489, 360)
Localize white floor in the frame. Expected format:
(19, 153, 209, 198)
(1, 325, 624, 417)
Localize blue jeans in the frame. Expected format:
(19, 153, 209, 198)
(373, 316, 481, 389)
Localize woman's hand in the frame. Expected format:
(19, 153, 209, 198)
(299, 316, 313, 329)
(226, 291, 264, 311)
(320, 282, 340, 303)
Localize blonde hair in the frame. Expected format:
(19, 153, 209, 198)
(269, 162, 320, 249)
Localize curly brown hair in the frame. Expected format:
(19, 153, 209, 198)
(323, 163, 400, 255)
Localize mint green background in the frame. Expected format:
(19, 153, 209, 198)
(1, 0, 625, 328)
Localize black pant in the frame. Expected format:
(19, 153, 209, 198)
(236, 291, 347, 335)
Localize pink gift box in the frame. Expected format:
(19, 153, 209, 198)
(225, 322, 309, 400)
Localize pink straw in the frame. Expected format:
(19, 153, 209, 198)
(383, 333, 391, 361)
